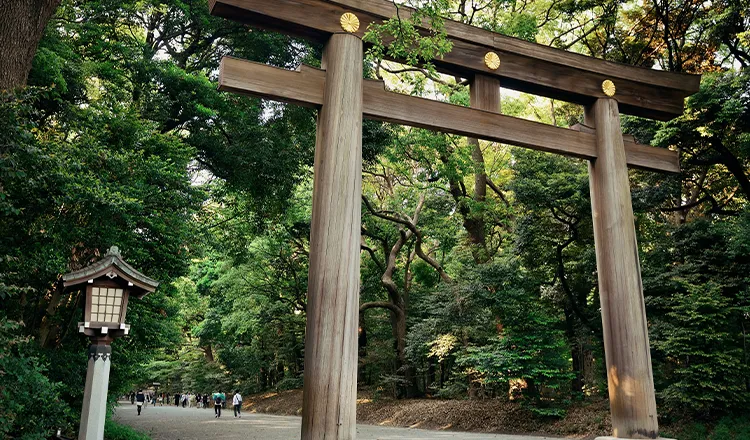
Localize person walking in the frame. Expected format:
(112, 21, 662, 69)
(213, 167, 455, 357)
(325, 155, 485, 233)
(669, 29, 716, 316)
(213, 393, 223, 418)
(232, 390, 242, 418)
(135, 390, 145, 416)
(130, 392, 135, 405)
(202, 393, 209, 409)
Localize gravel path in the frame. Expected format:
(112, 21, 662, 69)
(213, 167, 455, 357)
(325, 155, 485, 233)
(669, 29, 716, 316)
(114, 402, 560, 440)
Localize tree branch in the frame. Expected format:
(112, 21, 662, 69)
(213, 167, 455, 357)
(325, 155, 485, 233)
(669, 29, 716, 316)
(486, 178, 511, 207)
(363, 195, 453, 284)
(360, 301, 402, 316)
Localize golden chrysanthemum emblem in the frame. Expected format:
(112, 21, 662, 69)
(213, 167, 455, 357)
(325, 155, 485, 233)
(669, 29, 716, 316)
(602, 79, 616, 97)
(340, 12, 360, 33)
(484, 52, 501, 70)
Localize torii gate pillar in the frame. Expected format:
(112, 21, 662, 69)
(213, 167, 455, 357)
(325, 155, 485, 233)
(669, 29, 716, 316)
(301, 32, 363, 440)
(587, 99, 660, 439)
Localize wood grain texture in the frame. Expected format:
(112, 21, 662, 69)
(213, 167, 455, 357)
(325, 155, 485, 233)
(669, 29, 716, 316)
(219, 59, 325, 108)
(469, 74, 501, 218)
(586, 99, 659, 440)
(300, 33, 362, 440)
(218, 58, 680, 173)
(470, 74, 501, 113)
(209, 0, 700, 119)
(570, 123, 679, 173)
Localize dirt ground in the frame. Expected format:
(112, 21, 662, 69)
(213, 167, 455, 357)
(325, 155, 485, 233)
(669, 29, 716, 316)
(243, 390, 613, 439)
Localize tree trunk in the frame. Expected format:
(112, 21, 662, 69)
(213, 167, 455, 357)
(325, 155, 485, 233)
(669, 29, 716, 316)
(525, 378, 539, 399)
(427, 358, 436, 395)
(362, 195, 431, 399)
(0, 0, 62, 90)
(277, 361, 285, 381)
(563, 307, 585, 394)
(38, 282, 67, 348)
(292, 332, 303, 375)
(439, 361, 445, 388)
(390, 307, 419, 398)
(202, 345, 215, 362)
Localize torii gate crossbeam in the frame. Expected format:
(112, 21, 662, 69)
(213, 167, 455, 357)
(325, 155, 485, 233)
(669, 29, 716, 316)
(219, 57, 680, 173)
(210, 1, 700, 439)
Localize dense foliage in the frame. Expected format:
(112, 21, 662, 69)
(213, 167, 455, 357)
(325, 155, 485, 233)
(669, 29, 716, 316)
(0, 320, 70, 440)
(1, 0, 749, 438)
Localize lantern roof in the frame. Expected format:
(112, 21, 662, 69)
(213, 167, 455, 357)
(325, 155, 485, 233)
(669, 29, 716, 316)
(63, 246, 159, 298)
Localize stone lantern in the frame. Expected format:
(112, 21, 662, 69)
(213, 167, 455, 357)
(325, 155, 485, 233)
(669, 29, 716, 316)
(63, 246, 158, 440)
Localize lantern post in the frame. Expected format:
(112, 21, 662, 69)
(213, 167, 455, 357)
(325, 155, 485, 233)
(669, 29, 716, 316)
(63, 246, 158, 440)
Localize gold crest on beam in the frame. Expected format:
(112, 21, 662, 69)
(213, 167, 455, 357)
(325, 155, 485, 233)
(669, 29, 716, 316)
(484, 52, 501, 70)
(340, 13, 360, 33)
(602, 80, 616, 97)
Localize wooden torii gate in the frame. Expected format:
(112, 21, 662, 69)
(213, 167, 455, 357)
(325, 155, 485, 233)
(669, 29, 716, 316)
(209, 1, 700, 438)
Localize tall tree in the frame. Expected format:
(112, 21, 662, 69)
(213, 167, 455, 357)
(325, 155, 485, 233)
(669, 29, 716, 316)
(361, 191, 453, 397)
(0, 0, 61, 89)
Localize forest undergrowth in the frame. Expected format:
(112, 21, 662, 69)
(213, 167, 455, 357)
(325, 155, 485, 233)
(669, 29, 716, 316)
(242, 389, 750, 439)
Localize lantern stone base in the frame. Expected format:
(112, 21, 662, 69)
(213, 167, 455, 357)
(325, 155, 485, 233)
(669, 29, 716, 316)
(79, 344, 112, 440)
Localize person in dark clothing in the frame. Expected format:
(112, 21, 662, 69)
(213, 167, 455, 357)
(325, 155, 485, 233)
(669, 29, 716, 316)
(130, 392, 135, 405)
(174, 394, 180, 406)
(202, 394, 209, 409)
(135, 390, 145, 415)
(214, 394, 222, 418)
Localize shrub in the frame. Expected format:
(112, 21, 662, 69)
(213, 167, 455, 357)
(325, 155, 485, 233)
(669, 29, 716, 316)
(652, 281, 750, 416)
(104, 419, 151, 440)
(0, 319, 72, 439)
(275, 376, 303, 392)
(663, 416, 750, 440)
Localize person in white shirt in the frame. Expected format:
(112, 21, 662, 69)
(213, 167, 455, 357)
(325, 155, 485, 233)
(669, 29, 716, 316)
(232, 391, 242, 418)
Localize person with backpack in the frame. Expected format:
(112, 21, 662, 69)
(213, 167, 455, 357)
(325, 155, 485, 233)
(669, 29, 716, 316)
(213, 393, 223, 418)
(232, 391, 242, 418)
(135, 390, 145, 416)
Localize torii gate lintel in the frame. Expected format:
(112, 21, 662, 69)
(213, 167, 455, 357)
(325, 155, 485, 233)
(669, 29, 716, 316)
(210, 0, 699, 120)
